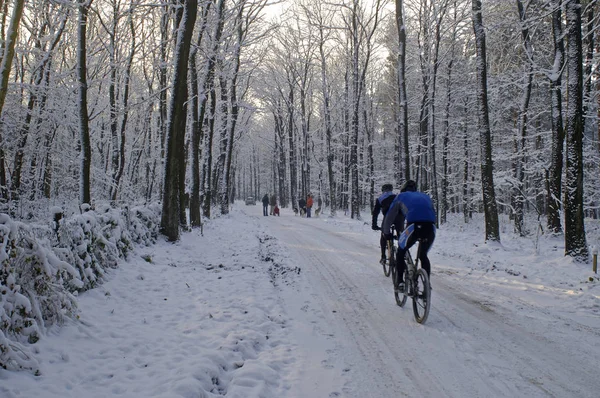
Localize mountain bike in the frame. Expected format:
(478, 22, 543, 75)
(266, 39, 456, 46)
(393, 237, 431, 324)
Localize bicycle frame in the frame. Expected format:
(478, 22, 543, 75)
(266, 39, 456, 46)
(406, 241, 422, 283)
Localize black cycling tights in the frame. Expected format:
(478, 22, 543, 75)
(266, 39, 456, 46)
(396, 222, 435, 281)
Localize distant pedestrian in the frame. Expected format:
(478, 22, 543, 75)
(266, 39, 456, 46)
(262, 194, 269, 216)
(306, 194, 314, 218)
(298, 198, 307, 216)
(315, 196, 323, 217)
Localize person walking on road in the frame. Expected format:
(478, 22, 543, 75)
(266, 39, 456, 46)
(262, 194, 269, 216)
(306, 194, 314, 218)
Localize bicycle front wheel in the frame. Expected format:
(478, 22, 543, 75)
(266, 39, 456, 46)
(412, 268, 431, 324)
(394, 268, 408, 307)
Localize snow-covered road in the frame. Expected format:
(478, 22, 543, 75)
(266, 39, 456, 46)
(2, 204, 599, 398)
(263, 209, 600, 398)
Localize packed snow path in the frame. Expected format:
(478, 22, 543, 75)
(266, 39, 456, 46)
(2, 204, 599, 398)
(263, 207, 600, 397)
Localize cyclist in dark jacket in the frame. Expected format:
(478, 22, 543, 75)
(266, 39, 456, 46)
(382, 180, 436, 291)
(372, 184, 402, 265)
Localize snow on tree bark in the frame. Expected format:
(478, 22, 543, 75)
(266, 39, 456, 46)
(202, 0, 227, 220)
(471, 0, 500, 242)
(77, 0, 93, 206)
(395, 0, 410, 184)
(513, 0, 534, 237)
(189, 1, 212, 228)
(564, 0, 588, 260)
(160, 0, 197, 241)
(548, 0, 565, 234)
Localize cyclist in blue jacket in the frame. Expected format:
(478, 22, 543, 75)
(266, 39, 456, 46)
(382, 180, 436, 292)
(372, 183, 398, 265)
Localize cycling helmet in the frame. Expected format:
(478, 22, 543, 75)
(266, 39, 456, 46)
(381, 183, 393, 192)
(401, 179, 417, 192)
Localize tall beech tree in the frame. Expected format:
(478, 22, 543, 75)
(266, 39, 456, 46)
(471, 0, 500, 242)
(160, 0, 197, 241)
(564, 0, 588, 260)
(547, 0, 565, 234)
(77, 0, 93, 205)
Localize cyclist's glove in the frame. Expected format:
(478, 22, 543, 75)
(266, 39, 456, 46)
(372, 225, 380, 231)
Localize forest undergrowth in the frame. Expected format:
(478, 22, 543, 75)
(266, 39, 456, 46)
(0, 202, 161, 373)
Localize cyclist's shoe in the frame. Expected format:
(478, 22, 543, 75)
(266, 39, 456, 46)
(379, 256, 386, 265)
(395, 282, 405, 294)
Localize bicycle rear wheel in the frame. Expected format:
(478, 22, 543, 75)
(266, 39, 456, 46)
(412, 268, 431, 324)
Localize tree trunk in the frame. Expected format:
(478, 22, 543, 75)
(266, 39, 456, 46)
(0, 0, 25, 200)
(441, 2, 458, 225)
(564, 0, 588, 260)
(287, 83, 298, 210)
(160, 0, 197, 241)
(189, 1, 212, 227)
(202, 0, 227, 219)
(513, 0, 534, 237)
(395, 0, 410, 183)
(274, 104, 287, 207)
(111, 10, 135, 202)
(77, 0, 93, 205)
(472, 0, 500, 242)
(220, 5, 244, 215)
(462, 99, 470, 223)
(583, 0, 594, 120)
(547, 0, 565, 234)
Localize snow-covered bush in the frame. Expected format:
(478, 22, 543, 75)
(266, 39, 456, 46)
(56, 211, 109, 289)
(0, 214, 80, 372)
(0, 203, 161, 372)
(127, 203, 161, 246)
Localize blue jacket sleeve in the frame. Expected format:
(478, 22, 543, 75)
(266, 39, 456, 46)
(372, 200, 381, 227)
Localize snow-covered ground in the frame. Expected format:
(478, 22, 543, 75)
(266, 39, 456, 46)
(2, 203, 599, 397)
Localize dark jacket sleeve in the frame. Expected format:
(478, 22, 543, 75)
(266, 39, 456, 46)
(372, 199, 381, 227)
(382, 201, 400, 236)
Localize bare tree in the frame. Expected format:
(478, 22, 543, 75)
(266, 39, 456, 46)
(345, 0, 385, 219)
(395, 0, 410, 184)
(440, 1, 459, 225)
(161, 0, 198, 241)
(77, 0, 93, 205)
(547, 0, 565, 234)
(189, 0, 212, 227)
(564, 0, 588, 260)
(0, 0, 25, 200)
(512, 0, 534, 236)
(471, 0, 500, 242)
(201, 0, 227, 219)
(10, 4, 67, 201)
